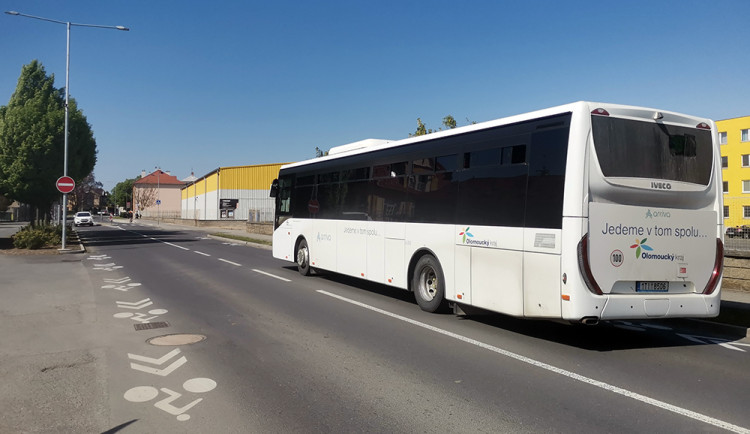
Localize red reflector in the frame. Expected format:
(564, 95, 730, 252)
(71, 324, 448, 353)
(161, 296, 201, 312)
(591, 108, 610, 116)
(577, 234, 603, 295)
(703, 238, 724, 295)
(696, 122, 711, 130)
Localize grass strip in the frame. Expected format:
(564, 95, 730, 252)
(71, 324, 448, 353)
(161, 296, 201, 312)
(211, 232, 272, 246)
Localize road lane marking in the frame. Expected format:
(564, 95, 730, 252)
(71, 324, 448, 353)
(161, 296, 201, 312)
(317, 290, 750, 434)
(218, 258, 241, 266)
(194, 251, 211, 257)
(164, 241, 189, 250)
(252, 269, 291, 282)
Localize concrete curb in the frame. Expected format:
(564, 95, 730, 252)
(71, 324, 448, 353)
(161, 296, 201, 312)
(58, 229, 86, 254)
(207, 234, 272, 250)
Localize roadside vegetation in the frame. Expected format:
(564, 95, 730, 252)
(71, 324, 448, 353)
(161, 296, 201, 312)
(12, 223, 62, 249)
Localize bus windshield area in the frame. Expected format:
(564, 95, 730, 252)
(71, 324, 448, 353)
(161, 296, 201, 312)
(591, 116, 713, 185)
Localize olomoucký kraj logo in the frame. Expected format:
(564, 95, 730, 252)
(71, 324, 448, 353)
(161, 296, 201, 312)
(459, 227, 473, 243)
(630, 238, 652, 259)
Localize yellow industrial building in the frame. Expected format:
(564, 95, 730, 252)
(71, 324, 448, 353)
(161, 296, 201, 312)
(718, 115, 750, 229)
(181, 163, 288, 222)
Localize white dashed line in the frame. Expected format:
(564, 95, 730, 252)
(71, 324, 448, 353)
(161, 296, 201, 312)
(163, 242, 189, 251)
(194, 251, 211, 257)
(218, 258, 241, 266)
(252, 269, 291, 282)
(316, 290, 750, 434)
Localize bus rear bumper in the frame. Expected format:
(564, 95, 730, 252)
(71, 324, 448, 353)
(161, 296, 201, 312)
(598, 292, 721, 320)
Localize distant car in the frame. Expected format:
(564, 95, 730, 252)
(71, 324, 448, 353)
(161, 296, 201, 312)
(727, 225, 750, 239)
(73, 211, 93, 227)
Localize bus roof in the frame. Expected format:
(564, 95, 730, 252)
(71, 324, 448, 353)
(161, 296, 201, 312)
(280, 101, 712, 171)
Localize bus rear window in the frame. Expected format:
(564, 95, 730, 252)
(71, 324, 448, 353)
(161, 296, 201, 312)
(591, 116, 712, 185)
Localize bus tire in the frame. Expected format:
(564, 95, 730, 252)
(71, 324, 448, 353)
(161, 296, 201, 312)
(412, 254, 445, 313)
(297, 239, 311, 276)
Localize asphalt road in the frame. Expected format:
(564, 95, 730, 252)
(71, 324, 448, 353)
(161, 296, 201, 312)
(10, 222, 750, 433)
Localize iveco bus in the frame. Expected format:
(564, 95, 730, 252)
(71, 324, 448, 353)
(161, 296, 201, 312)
(270, 102, 723, 323)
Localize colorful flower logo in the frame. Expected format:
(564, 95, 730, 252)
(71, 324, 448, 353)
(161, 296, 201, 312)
(630, 238, 653, 259)
(459, 227, 473, 243)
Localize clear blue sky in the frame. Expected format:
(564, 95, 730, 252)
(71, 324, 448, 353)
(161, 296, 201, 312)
(2, 0, 749, 192)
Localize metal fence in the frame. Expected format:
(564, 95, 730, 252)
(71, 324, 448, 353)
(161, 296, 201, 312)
(723, 196, 750, 252)
(247, 197, 274, 223)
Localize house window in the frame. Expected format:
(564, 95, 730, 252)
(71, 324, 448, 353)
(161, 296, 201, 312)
(720, 132, 727, 145)
(722, 156, 728, 168)
(744, 155, 750, 167)
(743, 129, 750, 142)
(724, 181, 729, 193)
(724, 206, 729, 218)
(745, 206, 750, 219)
(743, 180, 750, 193)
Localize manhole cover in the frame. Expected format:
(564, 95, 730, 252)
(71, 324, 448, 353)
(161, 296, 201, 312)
(147, 333, 206, 346)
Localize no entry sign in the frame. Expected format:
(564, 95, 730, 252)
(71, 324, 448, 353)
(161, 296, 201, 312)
(56, 176, 75, 194)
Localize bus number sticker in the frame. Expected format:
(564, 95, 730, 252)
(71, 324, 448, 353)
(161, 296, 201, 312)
(610, 250, 624, 267)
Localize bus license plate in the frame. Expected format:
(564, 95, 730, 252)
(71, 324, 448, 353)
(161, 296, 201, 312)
(636, 281, 669, 292)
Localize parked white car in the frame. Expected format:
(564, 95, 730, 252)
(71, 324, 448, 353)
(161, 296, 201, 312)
(73, 211, 93, 227)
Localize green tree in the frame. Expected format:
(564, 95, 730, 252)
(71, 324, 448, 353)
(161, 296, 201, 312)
(111, 177, 138, 211)
(409, 117, 431, 137)
(0, 60, 97, 220)
(442, 115, 457, 130)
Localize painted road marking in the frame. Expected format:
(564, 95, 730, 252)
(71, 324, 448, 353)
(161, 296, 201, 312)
(252, 269, 291, 282)
(128, 348, 187, 376)
(317, 290, 750, 434)
(124, 378, 216, 421)
(116, 298, 154, 310)
(194, 251, 211, 256)
(218, 258, 241, 267)
(163, 241, 190, 251)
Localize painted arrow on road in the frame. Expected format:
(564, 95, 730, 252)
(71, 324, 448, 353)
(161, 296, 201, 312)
(116, 298, 153, 310)
(128, 348, 187, 376)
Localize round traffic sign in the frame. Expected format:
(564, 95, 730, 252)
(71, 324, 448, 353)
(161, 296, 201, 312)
(308, 199, 320, 214)
(56, 176, 75, 194)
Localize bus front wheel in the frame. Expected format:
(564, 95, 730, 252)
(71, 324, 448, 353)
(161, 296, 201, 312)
(297, 239, 311, 276)
(412, 254, 445, 313)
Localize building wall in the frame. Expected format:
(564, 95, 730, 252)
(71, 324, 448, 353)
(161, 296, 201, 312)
(719, 116, 750, 228)
(137, 184, 183, 218)
(181, 163, 284, 222)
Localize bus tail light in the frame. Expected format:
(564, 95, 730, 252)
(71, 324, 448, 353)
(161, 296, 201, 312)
(591, 108, 610, 116)
(696, 122, 711, 130)
(702, 238, 724, 295)
(577, 234, 603, 295)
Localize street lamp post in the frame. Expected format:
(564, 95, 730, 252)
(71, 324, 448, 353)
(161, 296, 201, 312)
(5, 10, 128, 250)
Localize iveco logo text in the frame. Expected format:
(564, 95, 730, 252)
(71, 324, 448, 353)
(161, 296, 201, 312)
(650, 181, 672, 190)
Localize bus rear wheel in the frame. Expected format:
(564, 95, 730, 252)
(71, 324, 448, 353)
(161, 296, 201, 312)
(412, 254, 445, 313)
(297, 239, 311, 276)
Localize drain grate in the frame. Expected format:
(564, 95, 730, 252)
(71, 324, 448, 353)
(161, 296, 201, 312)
(134, 321, 169, 331)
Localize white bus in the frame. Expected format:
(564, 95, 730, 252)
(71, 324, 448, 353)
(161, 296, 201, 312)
(270, 102, 724, 324)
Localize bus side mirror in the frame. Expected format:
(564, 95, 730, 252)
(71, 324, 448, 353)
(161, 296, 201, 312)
(269, 179, 279, 198)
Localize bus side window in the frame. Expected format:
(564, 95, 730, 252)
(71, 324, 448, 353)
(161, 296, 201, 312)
(501, 144, 526, 165)
(278, 177, 292, 213)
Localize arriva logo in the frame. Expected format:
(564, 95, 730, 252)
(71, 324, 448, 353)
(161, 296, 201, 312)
(459, 227, 473, 243)
(645, 209, 671, 219)
(630, 238, 653, 258)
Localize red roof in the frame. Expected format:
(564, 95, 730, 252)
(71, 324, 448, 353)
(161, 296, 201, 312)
(134, 170, 186, 186)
